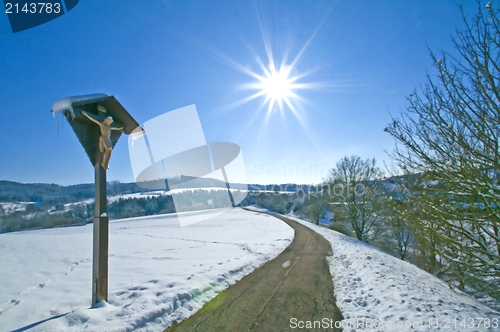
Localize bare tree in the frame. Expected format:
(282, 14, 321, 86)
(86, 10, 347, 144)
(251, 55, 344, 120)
(327, 155, 384, 241)
(306, 195, 327, 225)
(385, 2, 500, 308)
(385, 199, 413, 261)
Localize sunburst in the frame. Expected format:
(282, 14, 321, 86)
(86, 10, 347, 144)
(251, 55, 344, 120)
(240, 47, 321, 139)
(205, 8, 335, 142)
(258, 65, 293, 103)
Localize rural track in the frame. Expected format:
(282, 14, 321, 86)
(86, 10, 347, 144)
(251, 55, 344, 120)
(165, 209, 343, 332)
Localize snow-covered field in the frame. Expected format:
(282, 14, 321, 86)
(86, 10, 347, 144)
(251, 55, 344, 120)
(278, 212, 500, 331)
(3, 205, 499, 332)
(0, 208, 293, 332)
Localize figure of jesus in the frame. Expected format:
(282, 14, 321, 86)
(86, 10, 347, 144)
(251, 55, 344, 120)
(81, 110, 123, 169)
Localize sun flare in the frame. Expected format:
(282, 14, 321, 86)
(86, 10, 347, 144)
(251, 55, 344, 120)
(259, 67, 293, 102)
(207, 10, 335, 141)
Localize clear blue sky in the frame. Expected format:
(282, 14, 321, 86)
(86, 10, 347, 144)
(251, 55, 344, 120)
(0, 0, 481, 185)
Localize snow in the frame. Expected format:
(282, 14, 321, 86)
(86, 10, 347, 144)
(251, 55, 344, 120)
(4, 203, 499, 332)
(0, 208, 293, 331)
(246, 207, 500, 331)
(319, 211, 333, 226)
(0, 202, 33, 214)
(51, 93, 110, 119)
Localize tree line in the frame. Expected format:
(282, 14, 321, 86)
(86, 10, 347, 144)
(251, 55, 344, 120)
(0, 189, 250, 233)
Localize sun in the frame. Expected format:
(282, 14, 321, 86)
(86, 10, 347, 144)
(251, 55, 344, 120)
(205, 10, 335, 141)
(219, 52, 317, 139)
(259, 66, 293, 102)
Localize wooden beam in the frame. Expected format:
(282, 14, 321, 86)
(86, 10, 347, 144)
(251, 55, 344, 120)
(92, 163, 108, 305)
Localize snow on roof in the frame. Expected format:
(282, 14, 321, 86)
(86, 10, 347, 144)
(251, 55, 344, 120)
(51, 93, 110, 118)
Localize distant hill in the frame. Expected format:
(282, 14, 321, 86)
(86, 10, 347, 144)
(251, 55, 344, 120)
(0, 177, 318, 234)
(0, 178, 316, 205)
(0, 180, 148, 204)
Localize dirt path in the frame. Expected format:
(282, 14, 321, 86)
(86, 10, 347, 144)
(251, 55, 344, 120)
(165, 209, 343, 331)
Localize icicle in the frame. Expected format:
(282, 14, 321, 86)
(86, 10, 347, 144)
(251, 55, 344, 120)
(130, 127, 146, 147)
(52, 111, 59, 140)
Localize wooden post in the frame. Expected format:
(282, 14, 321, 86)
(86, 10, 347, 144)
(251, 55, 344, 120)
(52, 94, 141, 306)
(92, 162, 108, 306)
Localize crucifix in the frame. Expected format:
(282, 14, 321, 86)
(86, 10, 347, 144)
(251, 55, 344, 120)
(81, 109, 123, 170)
(51, 94, 141, 306)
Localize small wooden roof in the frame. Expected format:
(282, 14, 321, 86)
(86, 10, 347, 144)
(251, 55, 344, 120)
(52, 94, 142, 166)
